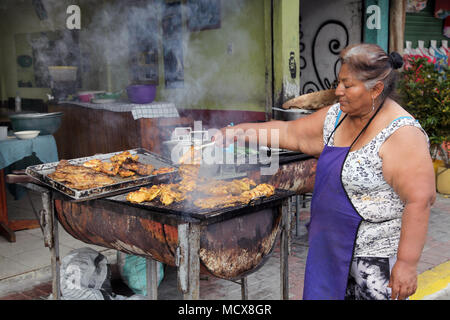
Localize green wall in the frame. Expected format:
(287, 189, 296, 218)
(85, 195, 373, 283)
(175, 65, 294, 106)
(363, 0, 389, 52)
(272, 0, 300, 107)
(0, 0, 269, 112)
(161, 0, 267, 111)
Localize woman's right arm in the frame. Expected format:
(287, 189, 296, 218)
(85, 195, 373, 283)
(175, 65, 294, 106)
(215, 105, 330, 157)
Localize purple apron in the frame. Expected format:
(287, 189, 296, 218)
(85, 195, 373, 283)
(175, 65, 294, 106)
(303, 106, 382, 300)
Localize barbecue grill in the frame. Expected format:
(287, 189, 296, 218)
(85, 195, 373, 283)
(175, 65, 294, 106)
(10, 148, 299, 300)
(53, 187, 294, 293)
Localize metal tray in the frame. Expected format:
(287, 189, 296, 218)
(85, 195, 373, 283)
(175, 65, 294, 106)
(25, 148, 177, 201)
(107, 188, 295, 221)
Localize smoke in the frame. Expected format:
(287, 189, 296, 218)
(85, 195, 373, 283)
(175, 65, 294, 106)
(160, 0, 260, 117)
(26, 0, 260, 105)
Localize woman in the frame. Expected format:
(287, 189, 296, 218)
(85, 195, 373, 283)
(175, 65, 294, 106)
(213, 43, 436, 300)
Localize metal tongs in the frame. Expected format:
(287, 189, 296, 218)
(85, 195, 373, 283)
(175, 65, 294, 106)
(193, 141, 215, 150)
(190, 130, 216, 150)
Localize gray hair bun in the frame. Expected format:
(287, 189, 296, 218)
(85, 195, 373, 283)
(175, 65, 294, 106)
(389, 52, 403, 69)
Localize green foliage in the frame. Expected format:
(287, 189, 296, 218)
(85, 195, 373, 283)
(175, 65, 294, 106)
(397, 58, 450, 151)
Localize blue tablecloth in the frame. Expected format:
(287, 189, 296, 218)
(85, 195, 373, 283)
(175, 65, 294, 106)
(0, 135, 58, 200)
(0, 135, 58, 169)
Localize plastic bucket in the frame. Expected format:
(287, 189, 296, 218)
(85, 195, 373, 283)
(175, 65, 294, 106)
(126, 85, 156, 104)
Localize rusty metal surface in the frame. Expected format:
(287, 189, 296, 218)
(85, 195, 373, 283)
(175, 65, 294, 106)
(249, 158, 317, 194)
(199, 207, 281, 280)
(107, 188, 292, 223)
(52, 157, 314, 280)
(55, 199, 177, 264)
(55, 198, 283, 280)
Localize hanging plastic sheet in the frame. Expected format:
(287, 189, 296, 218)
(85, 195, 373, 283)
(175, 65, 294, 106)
(406, 0, 428, 13)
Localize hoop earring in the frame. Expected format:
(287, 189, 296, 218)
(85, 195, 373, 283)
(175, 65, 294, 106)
(372, 97, 375, 112)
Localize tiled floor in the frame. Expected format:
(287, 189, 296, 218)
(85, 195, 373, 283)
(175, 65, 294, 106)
(0, 189, 113, 281)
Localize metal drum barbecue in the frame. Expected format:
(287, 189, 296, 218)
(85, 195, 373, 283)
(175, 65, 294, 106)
(10, 145, 308, 300)
(54, 188, 293, 280)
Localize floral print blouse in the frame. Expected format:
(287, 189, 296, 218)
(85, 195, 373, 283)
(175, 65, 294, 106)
(322, 104, 428, 257)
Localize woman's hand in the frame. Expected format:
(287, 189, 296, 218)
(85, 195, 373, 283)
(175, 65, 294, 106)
(388, 259, 418, 300)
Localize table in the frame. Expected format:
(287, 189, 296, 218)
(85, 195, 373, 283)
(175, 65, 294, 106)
(0, 135, 58, 242)
(48, 103, 192, 161)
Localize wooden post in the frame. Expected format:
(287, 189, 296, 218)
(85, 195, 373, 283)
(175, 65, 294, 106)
(389, 0, 406, 55)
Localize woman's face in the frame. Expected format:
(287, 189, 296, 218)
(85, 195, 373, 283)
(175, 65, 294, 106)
(335, 64, 373, 117)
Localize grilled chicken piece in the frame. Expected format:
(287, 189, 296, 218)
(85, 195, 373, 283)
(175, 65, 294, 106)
(240, 183, 275, 201)
(83, 159, 103, 171)
(142, 185, 162, 201)
(197, 183, 229, 196)
(227, 178, 257, 194)
(159, 184, 176, 206)
(110, 151, 139, 165)
(193, 195, 243, 209)
(178, 146, 202, 165)
(55, 160, 94, 174)
(126, 190, 148, 203)
(118, 168, 136, 178)
(135, 163, 154, 176)
(126, 185, 161, 203)
(152, 167, 175, 175)
(178, 164, 200, 180)
(178, 179, 197, 193)
(99, 162, 120, 176)
(159, 184, 186, 205)
(195, 183, 274, 209)
(120, 160, 139, 172)
(121, 159, 154, 176)
(48, 161, 115, 190)
(56, 173, 114, 190)
(197, 178, 257, 196)
(83, 159, 120, 176)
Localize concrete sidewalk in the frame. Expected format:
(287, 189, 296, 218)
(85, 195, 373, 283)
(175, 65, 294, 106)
(0, 193, 449, 300)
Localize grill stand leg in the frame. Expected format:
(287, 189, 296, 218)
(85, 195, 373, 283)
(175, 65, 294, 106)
(41, 190, 60, 300)
(295, 195, 300, 236)
(241, 277, 248, 300)
(280, 198, 291, 300)
(176, 223, 201, 300)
